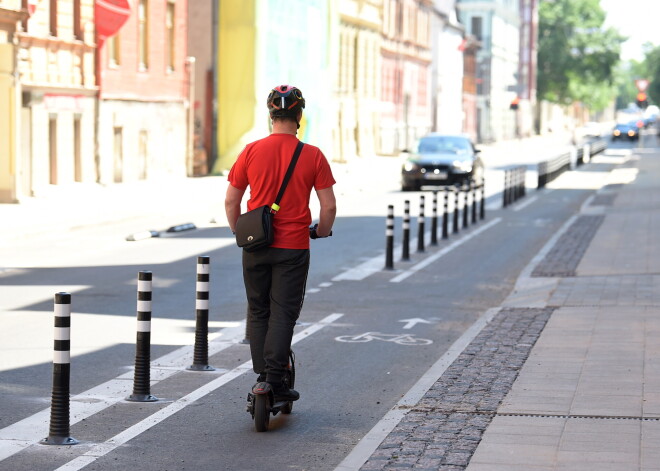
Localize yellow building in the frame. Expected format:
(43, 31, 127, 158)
(0, 0, 96, 203)
(0, 2, 26, 203)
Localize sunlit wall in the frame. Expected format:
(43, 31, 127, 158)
(214, 0, 334, 173)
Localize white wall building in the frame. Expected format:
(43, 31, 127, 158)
(431, 0, 465, 134)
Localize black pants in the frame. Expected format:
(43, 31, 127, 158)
(242, 247, 309, 382)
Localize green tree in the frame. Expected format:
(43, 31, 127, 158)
(538, 0, 625, 111)
(645, 45, 660, 106)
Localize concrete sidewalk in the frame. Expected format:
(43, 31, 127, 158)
(356, 144, 660, 470)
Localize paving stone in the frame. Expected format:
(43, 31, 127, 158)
(360, 308, 553, 470)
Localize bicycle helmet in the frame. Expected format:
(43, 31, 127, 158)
(267, 85, 305, 121)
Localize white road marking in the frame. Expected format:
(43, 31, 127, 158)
(512, 195, 538, 211)
(52, 313, 344, 471)
(334, 307, 501, 471)
(390, 218, 502, 283)
(398, 318, 432, 329)
(0, 321, 247, 461)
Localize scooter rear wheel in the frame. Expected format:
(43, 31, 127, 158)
(254, 393, 271, 432)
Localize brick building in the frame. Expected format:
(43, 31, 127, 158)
(97, 0, 190, 184)
(380, 0, 433, 155)
(0, 0, 97, 203)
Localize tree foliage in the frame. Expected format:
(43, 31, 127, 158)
(537, 0, 625, 111)
(644, 45, 660, 106)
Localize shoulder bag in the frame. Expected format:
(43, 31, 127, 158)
(235, 141, 305, 252)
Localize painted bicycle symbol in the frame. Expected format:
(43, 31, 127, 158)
(335, 332, 433, 346)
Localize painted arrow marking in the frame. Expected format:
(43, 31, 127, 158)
(399, 318, 432, 329)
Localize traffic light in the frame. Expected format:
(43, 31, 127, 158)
(636, 92, 648, 109)
(510, 97, 519, 110)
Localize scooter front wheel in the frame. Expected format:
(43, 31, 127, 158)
(254, 393, 271, 432)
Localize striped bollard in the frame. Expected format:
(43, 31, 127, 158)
(41, 293, 78, 445)
(188, 256, 215, 371)
(385, 205, 394, 270)
(471, 182, 478, 224)
(402, 200, 410, 261)
(430, 191, 438, 246)
(480, 180, 486, 220)
(453, 186, 460, 234)
(503, 170, 509, 207)
(462, 185, 469, 229)
(442, 187, 449, 239)
(127, 271, 158, 402)
(417, 196, 425, 253)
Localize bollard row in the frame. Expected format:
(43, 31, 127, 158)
(42, 256, 217, 446)
(385, 182, 486, 270)
(503, 166, 527, 207)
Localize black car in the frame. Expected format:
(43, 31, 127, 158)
(401, 134, 483, 191)
(611, 122, 639, 140)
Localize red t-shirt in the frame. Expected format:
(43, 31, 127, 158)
(228, 133, 336, 249)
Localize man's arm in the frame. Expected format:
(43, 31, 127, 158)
(225, 184, 246, 233)
(315, 186, 337, 237)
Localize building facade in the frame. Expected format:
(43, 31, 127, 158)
(457, 0, 520, 143)
(0, 0, 97, 203)
(97, 0, 190, 184)
(335, 0, 382, 162)
(379, 0, 433, 154)
(212, 0, 334, 173)
(517, 0, 537, 136)
(431, 0, 465, 135)
(186, 0, 214, 176)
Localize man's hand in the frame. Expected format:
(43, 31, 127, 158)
(309, 224, 332, 239)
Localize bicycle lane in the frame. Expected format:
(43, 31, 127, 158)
(3, 174, 596, 471)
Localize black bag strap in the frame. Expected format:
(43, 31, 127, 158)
(271, 141, 304, 213)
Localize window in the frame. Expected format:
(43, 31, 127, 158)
(49, 0, 57, 36)
(138, 0, 149, 70)
(74, 0, 82, 40)
(21, 0, 29, 32)
(471, 16, 482, 41)
(113, 127, 123, 183)
(165, 1, 175, 72)
(108, 34, 121, 67)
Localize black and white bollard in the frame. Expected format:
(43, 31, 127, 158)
(417, 195, 425, 253)
(127, 271, 158, 402)
(453, 185, 460, 234)
(385, 205, 394, 270)
(503, 170, 510, 207)
(402, 200, 410, 261)
(442, 187, 449, 240)
(472, 182, 478, 224)
(41, 293, 78, 446)
(462, 184, 469, 229)
(480, 180, 486, 220)
(430, 191, 438, 246)
(188, 256, 215, 371)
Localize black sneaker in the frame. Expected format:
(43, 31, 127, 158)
(270, 382, 300, 402)
(252, 373, 267, 390)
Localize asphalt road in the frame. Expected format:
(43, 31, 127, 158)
(0, 130, 655, 471)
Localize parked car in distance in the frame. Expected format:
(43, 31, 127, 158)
(611, 122, 639, 141)
(401, 134, 483, 191)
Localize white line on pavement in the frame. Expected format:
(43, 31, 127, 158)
(0, 321, 248, 461)
(53, 313, 344, 471)
(334, 307, 501, 471)
(512, 195, 538, 211)
(389, 218, 502, 283)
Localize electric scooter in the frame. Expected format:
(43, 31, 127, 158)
(246, 350, 296, 432)
(246, 225, 331, 432)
